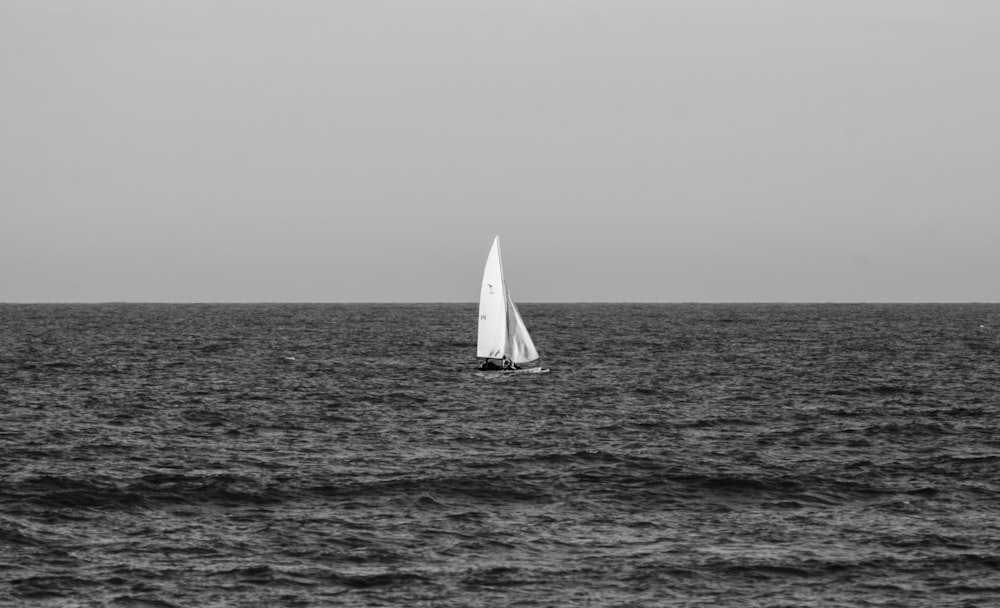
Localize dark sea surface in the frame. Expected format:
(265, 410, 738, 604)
(3, 303, 1000, 607)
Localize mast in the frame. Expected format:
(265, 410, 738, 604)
(497, 238, 509, 358)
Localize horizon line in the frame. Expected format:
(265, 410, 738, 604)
(3, 301, 999, 306)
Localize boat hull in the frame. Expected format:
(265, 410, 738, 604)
(475, 367, 550, 376)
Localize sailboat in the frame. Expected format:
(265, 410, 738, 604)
(476, 236, 546, 373)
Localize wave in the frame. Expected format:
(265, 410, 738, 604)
(5, 473, 285, 509)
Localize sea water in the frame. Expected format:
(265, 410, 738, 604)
(2, 303, 1000, 607)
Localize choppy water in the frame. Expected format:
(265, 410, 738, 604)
(3, 303, 1000, 607)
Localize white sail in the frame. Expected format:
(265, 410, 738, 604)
(477, 236, 539, 366)
(477, 236, 508, 360)
(506, 289, 539, 364)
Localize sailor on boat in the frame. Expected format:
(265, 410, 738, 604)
(478, 356, 517, 371)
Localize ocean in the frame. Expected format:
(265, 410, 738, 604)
(2, 303, 1000, 607)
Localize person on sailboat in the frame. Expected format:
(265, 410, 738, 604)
(477, 357, 516, 371)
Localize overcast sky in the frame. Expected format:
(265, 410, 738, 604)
(2, 1, 998, 302)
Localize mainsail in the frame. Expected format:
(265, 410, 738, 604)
(477, 236, 540, 366)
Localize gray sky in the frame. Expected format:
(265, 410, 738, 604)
(3, 1, 998, 302)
